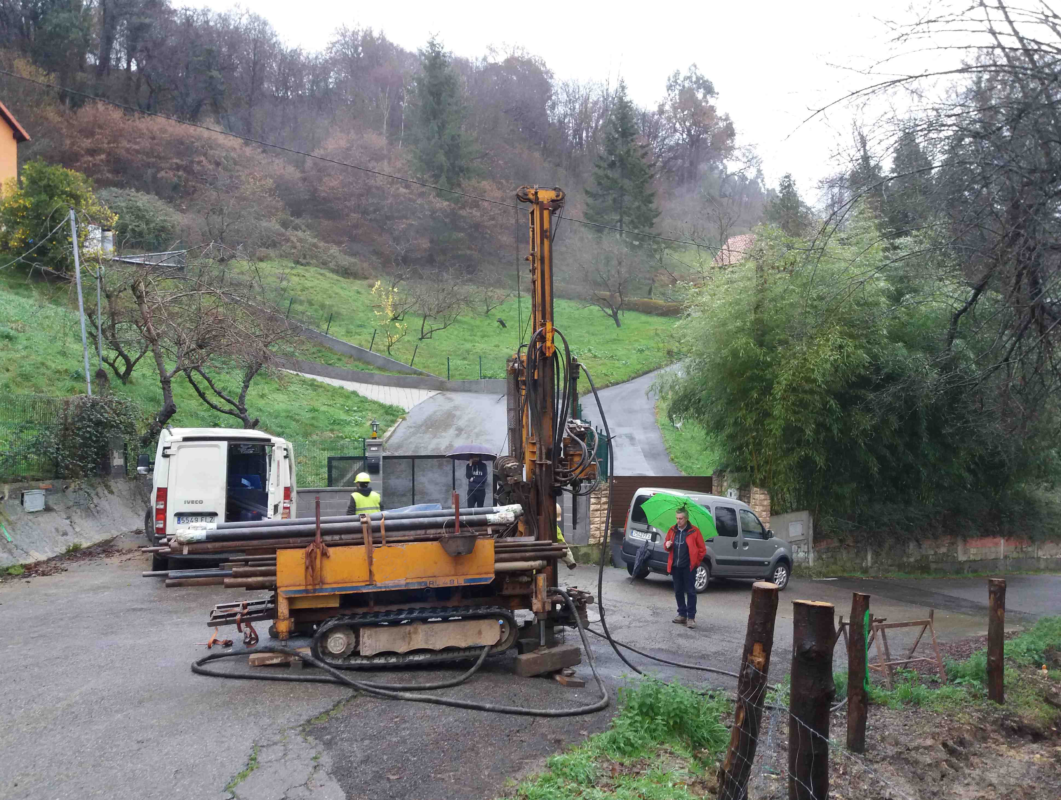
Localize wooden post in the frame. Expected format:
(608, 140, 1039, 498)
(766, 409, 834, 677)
(325, 313, 333, 335)
(789, 600, 835, 800)
(988, 578, 1006, 704)
(846, 593, 870, 753)
(717, 581, 780, 800)
(369, 329, 377, 351)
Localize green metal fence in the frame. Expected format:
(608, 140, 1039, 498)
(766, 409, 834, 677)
(0, 395, 66, 481)
(290, 438, 366, 488)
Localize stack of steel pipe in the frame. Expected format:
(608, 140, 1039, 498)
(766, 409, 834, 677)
(144, 505, 576, 590)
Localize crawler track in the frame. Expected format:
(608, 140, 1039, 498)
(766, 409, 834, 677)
(311, 606, 519, 670)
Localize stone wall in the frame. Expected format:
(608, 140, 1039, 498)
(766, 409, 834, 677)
(711, 471, 771, 527)
(812, 532, 1061, 574)
(587, 484, 610, 545)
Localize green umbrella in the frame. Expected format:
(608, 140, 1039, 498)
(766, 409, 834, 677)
(639, 493, 718, 539)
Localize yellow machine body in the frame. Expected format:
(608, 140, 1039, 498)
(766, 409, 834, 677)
(273, 540, 496, 637)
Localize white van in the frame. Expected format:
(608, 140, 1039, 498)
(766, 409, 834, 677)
(141, 428, 297, 568)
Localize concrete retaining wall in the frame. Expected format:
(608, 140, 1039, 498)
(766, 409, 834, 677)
(298, 327, 432, 376)
(281, 357, 508, 395)
(0, 478, 147, 567)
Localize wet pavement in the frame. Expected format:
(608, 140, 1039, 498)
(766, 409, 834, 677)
(1, 533, 1055, 800)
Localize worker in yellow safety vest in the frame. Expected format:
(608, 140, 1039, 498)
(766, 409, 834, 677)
(346, 472, 382, 515)
(556, 503, 577, 570)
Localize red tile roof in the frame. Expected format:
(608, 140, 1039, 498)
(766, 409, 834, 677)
(0, 100, 29, 143)
(713, 234, 755, 267)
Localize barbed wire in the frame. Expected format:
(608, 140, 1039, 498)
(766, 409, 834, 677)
(722, 662, 921, 800)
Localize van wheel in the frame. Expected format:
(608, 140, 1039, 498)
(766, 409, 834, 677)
(144, 508, 154, 541)
(693, 563, 711, 593)
(626, 562, 649, 579)
(770, 562, 790, 590)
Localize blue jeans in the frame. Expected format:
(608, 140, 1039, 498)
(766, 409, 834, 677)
(672, 566, 696, 619)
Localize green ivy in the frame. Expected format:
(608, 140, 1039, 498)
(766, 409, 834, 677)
(32, 394, 141, 479)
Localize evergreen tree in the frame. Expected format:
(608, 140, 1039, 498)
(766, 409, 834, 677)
(585, 81, 659, 236)
(884, 128, 934, 237)
(849, 130, 885, 215)
(410, 37, 475, 190)
(765, 173, 811, 236)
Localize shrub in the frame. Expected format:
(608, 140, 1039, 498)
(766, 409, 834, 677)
(33, 394, 141, 479)
(97, 187, 181, 252)
(0, 159, 115, 275)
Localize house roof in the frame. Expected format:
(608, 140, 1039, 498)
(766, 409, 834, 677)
(713, 233, 755, 267)
(0, 100, 30, 143)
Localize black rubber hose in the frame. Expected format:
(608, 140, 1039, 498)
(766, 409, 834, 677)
(579, 361, 647, 677)
(582, 626, 741, 681)
(192, 590, 609, 717)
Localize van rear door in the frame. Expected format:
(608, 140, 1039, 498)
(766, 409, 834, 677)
(167, 440, 227, 532)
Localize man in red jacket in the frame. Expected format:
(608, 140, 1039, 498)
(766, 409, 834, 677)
(663, 508, 707, 629)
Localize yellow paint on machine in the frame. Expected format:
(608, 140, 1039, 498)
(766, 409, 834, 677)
(276, 539, 496, 594)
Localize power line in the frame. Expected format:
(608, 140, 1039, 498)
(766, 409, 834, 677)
(0, 68, 710, 249)
(0, 217, 70, 271)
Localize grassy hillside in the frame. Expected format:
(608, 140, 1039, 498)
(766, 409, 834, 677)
(656, 398, 721, 477)
(0, 272, 402, 452)
(272, 262, 680, 386)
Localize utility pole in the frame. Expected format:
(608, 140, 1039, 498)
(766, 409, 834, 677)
(70, 209, 92, 397)
(95, 262, 104, 370)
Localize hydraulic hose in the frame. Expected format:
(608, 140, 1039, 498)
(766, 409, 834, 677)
(192, 589, 608, 717)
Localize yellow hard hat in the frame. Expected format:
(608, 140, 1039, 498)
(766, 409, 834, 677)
(355, 472, 371, 483)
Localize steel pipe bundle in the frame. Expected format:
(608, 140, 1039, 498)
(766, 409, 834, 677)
(173, 509, 521, 545)
(213, 505, 522, 531)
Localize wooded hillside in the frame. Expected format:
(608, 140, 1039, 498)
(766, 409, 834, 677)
(0, 1, 766, 292)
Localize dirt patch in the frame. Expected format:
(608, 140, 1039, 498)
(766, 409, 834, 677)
(747, 694, 1061, 800)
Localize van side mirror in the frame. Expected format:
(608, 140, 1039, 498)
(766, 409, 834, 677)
(136, 454, 152, 475)
(767, 529, 774, 539)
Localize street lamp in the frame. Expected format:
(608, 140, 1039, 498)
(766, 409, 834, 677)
(370, 419, 380, 439)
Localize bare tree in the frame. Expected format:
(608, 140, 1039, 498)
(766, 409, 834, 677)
(812, 0, 1061, 437)
(183, 268, 298, 428)
(85, 269, 149, 384)
(570, 230, 650, 327)
(408, 270, 468, 340)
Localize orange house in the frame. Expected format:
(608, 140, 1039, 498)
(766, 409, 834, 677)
(0, 100, 29, 187)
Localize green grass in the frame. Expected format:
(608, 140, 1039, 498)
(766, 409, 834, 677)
(225, 744, 260, 792)
(63, 542, 83, 554)
(510, 678, 729, 799)
(271, 262, 679, 386)
(656, 398, 722, 477)
(5, 564, 25, 576)
(0, 272, 402, 454)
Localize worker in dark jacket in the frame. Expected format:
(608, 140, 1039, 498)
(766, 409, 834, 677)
(663, 508, 707, 629)
(346, 473, 382, 516)
(466, 455, 488, 508)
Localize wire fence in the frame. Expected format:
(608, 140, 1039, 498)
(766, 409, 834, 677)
(289, 438, 366, 488)
(0, 395, 67, 481)
(722, 663, 920, 800)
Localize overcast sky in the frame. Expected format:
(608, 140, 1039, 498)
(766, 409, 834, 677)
(193, 1, 940, 197)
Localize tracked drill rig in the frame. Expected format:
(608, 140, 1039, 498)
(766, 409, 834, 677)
(179, 185, 600, 669)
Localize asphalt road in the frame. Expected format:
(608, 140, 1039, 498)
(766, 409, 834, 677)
(579, 369, 678, 476)
(4, 535, 1055, 800)
(384, 368, 677, 477)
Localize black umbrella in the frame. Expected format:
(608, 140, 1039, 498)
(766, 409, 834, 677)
(445, 444, 498, 461)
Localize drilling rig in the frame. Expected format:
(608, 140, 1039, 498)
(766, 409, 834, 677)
(171, 186, 600, 671)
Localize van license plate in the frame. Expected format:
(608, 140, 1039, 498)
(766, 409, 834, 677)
(177, 514, 216, 524)
(628, 530, 651, 541)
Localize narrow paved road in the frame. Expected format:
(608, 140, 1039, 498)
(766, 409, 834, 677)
(580, 369, 678, 476)
(385, 390, 508, 455)
(386, 368, 678, 478)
